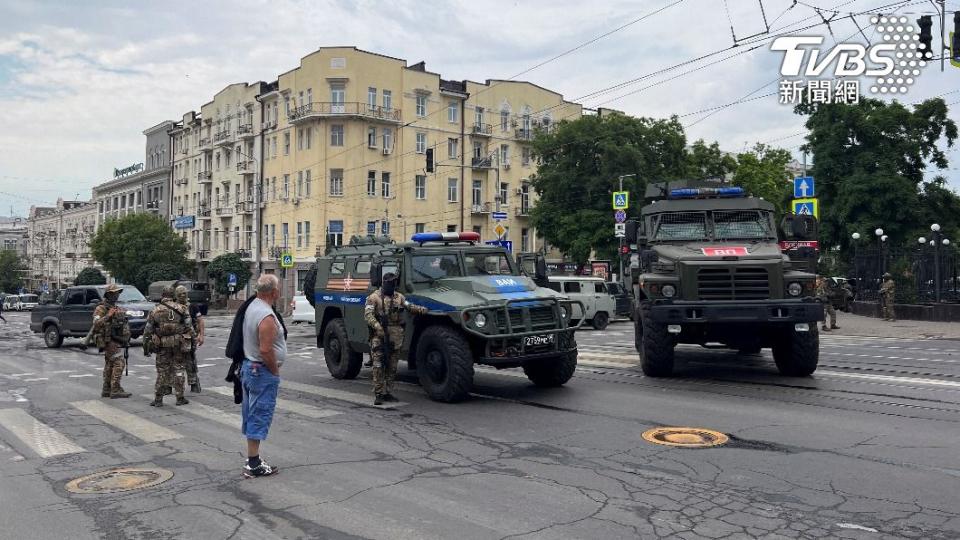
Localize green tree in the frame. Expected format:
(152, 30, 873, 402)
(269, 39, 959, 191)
(134, 262, 184, 293)
(89, 213, 190, 287)
(529, 114, 689, 263)
(74, 267, 106, 286)
(0, 251, 26, 292)
(796, 97, 957, 250)
(685, 139, 738, 179)
(207, 253, 251, 295)
(732, 143, 794, 216)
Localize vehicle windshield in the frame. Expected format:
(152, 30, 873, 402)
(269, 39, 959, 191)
(713, 210, 772, 240)
(19, 294, 38, 302)
(410, 254, 462, 283)
(652, 210, 773, 241)
(653, 212, 708, 241)
(464, 253, 514, 276)
(111, 287, 147, 303)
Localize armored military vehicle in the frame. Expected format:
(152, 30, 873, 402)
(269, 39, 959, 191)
(314, 232, 583, 402)
(623, 182, 823, 377)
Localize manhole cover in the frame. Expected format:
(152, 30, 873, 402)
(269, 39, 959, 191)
(65, 467, 173, 494)
(642, 427, 728, 448)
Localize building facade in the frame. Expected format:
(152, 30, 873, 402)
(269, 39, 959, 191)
(25, 199, 99, 291)
(0, 217, 28, 257)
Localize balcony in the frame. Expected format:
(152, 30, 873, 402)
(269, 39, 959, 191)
(287, 102, 402, 124)
(214, 130, 233, 146)
(471, 123, 492, 137)
(237, 124, 254, 138)
(236, 160, 254, 174)
(471, 156, 492, 168)
(515, 205, 531, 217)
(176, 206, 184, 216)
(235, 248, 252, 259)
(175, 177, 189, 186)
(269, 246, 283, 258)
(197, 249, 210, 259)
(197, 171, 212, 184)
(199, 137, 211, 151)
(235, 200, 254, 214)
(262, 119, 277, 130)
(471, 202, 491, 214)
(198, 203, 211, 218)
(216, 206, 234, 217)
(515, 128, 533, 141)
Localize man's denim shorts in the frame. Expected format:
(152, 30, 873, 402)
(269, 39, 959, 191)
(241, 360, 280, 441)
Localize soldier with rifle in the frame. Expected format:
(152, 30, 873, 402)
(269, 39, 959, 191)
(143, 285, 195, 406)
(176, 285, 204, 392)
(92, 284, 132, 399)
(364, 271, 427, 405)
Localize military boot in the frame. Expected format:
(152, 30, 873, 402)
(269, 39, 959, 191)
(110, 385, 131, 399)
(373, 394, 385, 406)
(176, 397, 189, 406)
(101, 381, 111, 398)
(149, 395, 164, 407)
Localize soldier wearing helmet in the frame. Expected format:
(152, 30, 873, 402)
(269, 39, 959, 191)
(144, 284, 195, 406)
(880, 273, 896, 321)
(92, 283, 131, 398)
(175, 284, 204, 392)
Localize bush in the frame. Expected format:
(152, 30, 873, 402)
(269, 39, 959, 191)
(74, 268, 107, 286)
(207, 253, 251, 295)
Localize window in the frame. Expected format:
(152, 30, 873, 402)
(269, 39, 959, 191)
(305, 170, 311, 197)
(296, 222, 303, 248)
(327, 220, 344, 247)
(330, 259, 345, 275)
(446, 224, 457, 232)
(447, 178, 458, 202)
(464, 253, 513, 276)
(521, 228, 530, 252)
(415, 132, 426, 154)
(329, 169, 344, 196)
(368, 127, 377, 148)
(284, 96, 290, 116)
(383, 90, 392, 110)
(283, 132, 290, 155)
(306, 88, 312, 104)
(411, 254, 462, 283)
(382, 128, 392, 151)
(501, 110, 509, 131)
(304, 221, 311, 247)
(415, 175, 426, 200)
(473, 141, 483, 159)
(330, 86, 345, 105)
(281, 223, 289, 246)
(270, 224, 276, 246)
(330, 125, 344, 146)
(447, 138, 458, 159)
(415, 223, 425, 234)
(500, 144, 510, 165)
(367, 221, 377, 236)
(522, 147, 531, 166)
(64, 290, 85, 306)
(472, 225, 482, 236)
(215, 153, 220, 170)
(595, 282, 607, 293)
(472, 180, 482, 206)
(448, 101, 458, 123)
(367, 171, 377, 197)
(500, 182, 509, 206)
(475, 106, 484, 126)
(282, 174, 290, 199)
(416, 95, 426, 117)
(368, 87, 377, 108)
(564, 282, 582, 294)
(381, 221, 390, 236)
(305, 126, 312, 149)
(297, 171, 303, 198)
(381, 172, 391, 198)
(271, 137, 277, 158)
(270, 176, 277, 200)
(297, 128, 304, 150)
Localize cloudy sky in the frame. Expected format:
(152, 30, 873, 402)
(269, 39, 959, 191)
(1, 0, 958, 216)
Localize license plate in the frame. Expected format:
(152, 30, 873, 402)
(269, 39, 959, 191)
(524, 334, 554, 347)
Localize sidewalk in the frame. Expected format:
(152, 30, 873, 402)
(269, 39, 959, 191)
(825, 312, 960, 340)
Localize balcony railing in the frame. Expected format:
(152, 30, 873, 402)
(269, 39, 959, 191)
(263, 119, 277, 130)
(237, 124, 254, 137)
(471, 156, 492, 168)
(198, 203, 211, 218)
(175, 177, 189, 186)
(471, 123, 492, 136)
(236, 160, 253, 173)
(515, 128, 533, 141)
(199, 137, 211, 149)
(214, 130, 233, 145)
(235, 200, 254, 214)
(197, 171, 212, 183)
(197, 249, 210, 259)
(235, 248, 252, 258)
(471, 202, 491, 214)
(216, 206, 234, 216)
(515, 205, 531, 217)
(287, 102, 402, 124)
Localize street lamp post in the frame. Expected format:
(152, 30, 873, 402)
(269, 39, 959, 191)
(851, 232, 861, 299)
(929, 224, 950, 303)
(874, 228, 885, 281)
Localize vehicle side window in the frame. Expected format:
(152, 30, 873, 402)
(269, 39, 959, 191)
(85, 289, 100, 304)
(355, 260, 372, 276)
(595, 283, 606, 293)
(64, 290, 85, 306)
(546, 282, 561, 292)
(564, 282, 582, 294)
(330, 260, 345, 276)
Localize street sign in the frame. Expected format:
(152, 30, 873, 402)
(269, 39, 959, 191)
(280, 252, 294, 268)
(612, 191, 629, 210)
(793, 176, 815, 198)
(227, 273, 237, 285)
(614, 223, 626, 237)
(485, 239, 513, 252)
(792, 197, 819, 219)
(494, 223, 507, 238)
(491, 211, 508, 221)
(614, 210, 627, 223)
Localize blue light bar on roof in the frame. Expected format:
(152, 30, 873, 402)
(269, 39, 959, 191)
(669, 186, 745, 199)
(411, 231, 481, 243)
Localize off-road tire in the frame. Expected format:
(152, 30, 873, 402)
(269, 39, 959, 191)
(523, 333, 578, 387)
(772, 327, 819, 376)
(633, 308, 643, 353)
(591, 312, 609, 331)
(44, 324, 63, 348)
(639, 303, 675, 377)
(323, 318, 362, 379)
(415, 326, 474, 402)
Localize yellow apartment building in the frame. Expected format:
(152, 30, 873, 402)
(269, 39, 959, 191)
(257, 47, 582, 296)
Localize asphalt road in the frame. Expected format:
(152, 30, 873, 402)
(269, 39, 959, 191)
(1, 311, 959, 539)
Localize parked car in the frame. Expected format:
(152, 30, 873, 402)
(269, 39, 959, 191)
(17, 293, 39, 311)
(30, 285, 154, 348)
(291, 294, 315, 324)
(546, 276, 617, 330)
(148, 279, 210, 309)
(605, 281, 632, 318)
(2, 294, 21, 311)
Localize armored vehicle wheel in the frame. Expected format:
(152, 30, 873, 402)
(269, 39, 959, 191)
(44, 324, 63, 348)
(523, 334, 578, 387)
(772, 327, 819, 376)
(323, 319, 362, 379)
(415, 326, 474, 402)
(639, 304, 675, 377)
(634, 310, 643, 353)
(591, 312, 609, 331)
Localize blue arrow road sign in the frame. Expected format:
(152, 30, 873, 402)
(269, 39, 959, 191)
(228, 273, 237, 285)
(794, 176, 815, 198)
(491, 212, 508, 221)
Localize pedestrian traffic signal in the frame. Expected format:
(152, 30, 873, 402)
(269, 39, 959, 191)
(917, 15, 933, 60)
(425, 148, 434, 173)
(620, 245, 630, 255)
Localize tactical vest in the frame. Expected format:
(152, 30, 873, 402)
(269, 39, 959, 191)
(153, 301, 192, 352)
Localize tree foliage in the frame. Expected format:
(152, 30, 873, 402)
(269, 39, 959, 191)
(134, 262, 184, 293)
(796, 97, 958, 251)
(89, 213, 190, 287)
(733, 143, 794, 216)
(529, 114, 689, 263)
(0, 251, 25, 293)
(207, 253, 251, 295)
(74, 267, 106, 286)
(685, 139, 738, 179)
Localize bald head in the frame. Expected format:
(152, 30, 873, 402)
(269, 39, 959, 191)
(256, 274, 280, 295)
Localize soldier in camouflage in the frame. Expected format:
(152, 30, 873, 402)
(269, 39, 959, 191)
(880, 273, 896, 321)
(364, 272, 427, 405)
(92, 283, 131, 398)
(176, 285, 203, 392)
(815, 276, 838, 331)
(144, 285, 195, 406)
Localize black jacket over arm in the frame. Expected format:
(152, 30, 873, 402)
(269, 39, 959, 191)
(223, 295, 289, 404)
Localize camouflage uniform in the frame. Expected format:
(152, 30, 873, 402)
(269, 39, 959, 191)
(176, 285, 202, 392)
(144, 286, 195, 406)
(364, 285, 427, 403)
(816, 277, 837, 330)
(92, 284, 131, 398)
(880, 274, 896, 321)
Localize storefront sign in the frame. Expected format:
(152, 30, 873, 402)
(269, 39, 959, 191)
(114, 163, 144, 178)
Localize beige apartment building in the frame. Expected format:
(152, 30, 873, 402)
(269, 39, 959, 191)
(169, 82, 267, 280)
(25, 199, 99, 291)
(257, 47, 582, 295)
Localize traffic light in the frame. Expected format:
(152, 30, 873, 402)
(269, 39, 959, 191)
(917, 15, 933, 60)
(952, 11, 960, 62)
(620, 245, 630, 255)
(425, 148, 434, 173)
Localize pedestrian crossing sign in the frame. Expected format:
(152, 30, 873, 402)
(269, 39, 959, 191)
(792, 198, 819, 219)
(612, 191, 629, 210)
